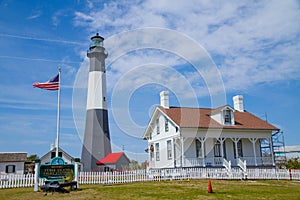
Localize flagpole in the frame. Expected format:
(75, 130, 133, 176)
(56, 67, 61, 157)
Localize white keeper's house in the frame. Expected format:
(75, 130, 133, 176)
(143, 91, 279, 170)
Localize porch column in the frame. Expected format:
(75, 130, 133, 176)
(197, 137, 206, 167)
(173, 138, 176, 168)
(231, 138, 240, 159)
(181, 137, 184, 167)
(269, 137, 275, 166)
(249, 138, 258, 166)
(218, 138, 226, 158)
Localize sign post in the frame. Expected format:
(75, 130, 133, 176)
(34, 158, 40, 192)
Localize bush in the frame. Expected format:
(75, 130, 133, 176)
(284, 158, 300, 169)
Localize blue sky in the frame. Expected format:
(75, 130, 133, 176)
(0, 0, 300, 162)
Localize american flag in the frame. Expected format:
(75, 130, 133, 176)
(33, 74, 59, 90)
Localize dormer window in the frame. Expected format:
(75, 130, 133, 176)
(224, 110, 232, 124)
(210, 106, 235, 126)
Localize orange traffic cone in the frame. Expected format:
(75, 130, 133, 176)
(207, 179, 213, 193)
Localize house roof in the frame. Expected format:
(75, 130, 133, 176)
(158, 106, 279, 130)
(39, 147, 74, 161)
(210, 105, 233, 114)
(96, 152, 126, 165)
(0, 152, 27, 162)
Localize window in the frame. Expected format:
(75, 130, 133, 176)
(5, 165, 16, 173)
(167, 140, 172, 160)
(156, 118, 160, 134)
(155, 143, 160, 161)
(214, 141, 221, 157)
(214, 140, 226, 158)
(165, 117, 169, 132)
(224, 109, 232, 124)
(196, 140, 202, 158)
(51, 152, 62, 158)
(150, 144, 154, 161)
(233, 140, 243, 158)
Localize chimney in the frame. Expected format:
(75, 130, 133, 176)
(233, 95, 244, 112)
(50, 143, 54, 150)
(160, 91, 169, 109)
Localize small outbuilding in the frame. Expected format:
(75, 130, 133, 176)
(0, 152, 27, 175)
(96, 152, 130, 171)
(40, 147, 75, 165)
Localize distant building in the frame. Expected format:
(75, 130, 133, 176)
(0, 152, 27, 175)
(96, 152, 130, 171)
(143, 92, 279, 170)
(40, 146, 75, 165)
(276, 146, 300, 160)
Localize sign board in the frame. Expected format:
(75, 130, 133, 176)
(39, 164, 74, 180)
(39, 157, 75, 181)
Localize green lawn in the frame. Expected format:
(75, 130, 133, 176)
(0, 179, 299, 200)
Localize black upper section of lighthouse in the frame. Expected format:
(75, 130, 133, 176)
(89, 33, 104, 50)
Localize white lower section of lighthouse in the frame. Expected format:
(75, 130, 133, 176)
(86, 71, 107, 110)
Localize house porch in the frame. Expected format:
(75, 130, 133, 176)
(176, 136, 275, 169)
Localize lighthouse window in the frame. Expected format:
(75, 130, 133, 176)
(103, 97, 106, 102)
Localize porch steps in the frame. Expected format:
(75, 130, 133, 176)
(222, 158, 232, 176)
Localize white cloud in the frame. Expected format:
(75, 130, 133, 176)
(71, 1, 300, 150)
(27, 10, 42, 20)
(74, 0, 300, 95)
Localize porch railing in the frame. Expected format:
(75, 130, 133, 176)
(184, 157, 205, 167)
(183, 157, 223, 167)
(182, 157, 274, 168)
(149, 156, 274, 168)
(242, 156, 273, 166)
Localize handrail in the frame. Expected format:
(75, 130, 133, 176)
(237, 158, 247, 172)
(223, 158, 232, 175)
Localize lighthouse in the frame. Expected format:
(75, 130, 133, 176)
(81, 33, 112, 171)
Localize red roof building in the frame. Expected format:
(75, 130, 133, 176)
(96, 152, 130, 171)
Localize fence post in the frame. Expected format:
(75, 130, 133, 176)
(33, 158, 40, 192)
(289, 169, 292, 181)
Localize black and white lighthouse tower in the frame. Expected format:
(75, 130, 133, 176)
(81, 33, 112, 171)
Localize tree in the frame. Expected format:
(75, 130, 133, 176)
(129, 160, 139, 170)
(26, 154, 38, 162)
(127, 160, 148, 170)
(25, 154, 38, 174)
(140, 161, 147, 170)
(284, 158, 300, 169)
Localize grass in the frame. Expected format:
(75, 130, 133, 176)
(0, 179, 300, 200)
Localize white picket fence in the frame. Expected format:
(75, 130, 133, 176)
(77, 168, 300, 184)
(0, 174, 34, 189)
(1, 168, 300, 189)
